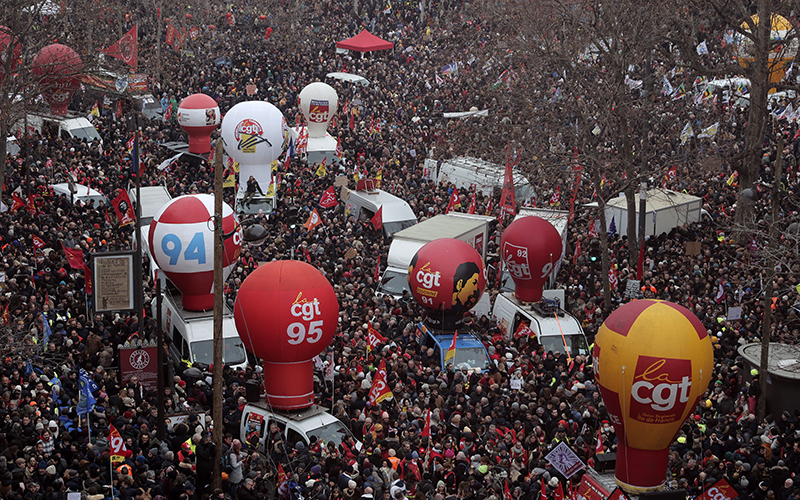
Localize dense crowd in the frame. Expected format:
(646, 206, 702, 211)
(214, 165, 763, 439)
(3, 0, 800, 500)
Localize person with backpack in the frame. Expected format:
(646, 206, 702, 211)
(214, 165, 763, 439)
(228, 439, 244, 499)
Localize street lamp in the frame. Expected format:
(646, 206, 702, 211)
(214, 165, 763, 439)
(285, 205, 299, 259)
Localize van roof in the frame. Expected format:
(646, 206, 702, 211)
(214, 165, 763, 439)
(392, 214, 484, 241)
(50, 183, 104, 198)
(245, 403, 338, 424)
(130, 186, 172, 224)
(348, 189, 416, 223)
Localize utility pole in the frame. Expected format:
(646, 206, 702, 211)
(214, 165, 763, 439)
(212, 139, 224, 489)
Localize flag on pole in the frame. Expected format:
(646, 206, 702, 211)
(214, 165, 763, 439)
(499, 155, 517, 218)
(10, 193, 24, 212)
(375, 168, 383, 188)
(77, 369, 96, 415)
(420, 409, 432, 437)
(319, 186, 338, 208)
(31, 235, 45, 251)
(41, 312, 52, 347)
(109, 424, 133, 462)
(588, 218, 598, 238)
(315, 158, 327, 177)
(446, 190, 460, 213)
(716, 278, 725, 303)
(365, 323, 387, 353)
(514, 321, 534, 338)
(609, 265, 619, 290)
(596, 428, 604, 454)
(608, 216, 617, 237)
(368, 359, 393, 404)
(573, 239, 582, 265)
(303, 208, 323, 231)
(680, 122, 694, 145)
(698, 122, 719, 138)
(62, 243, 86, 270)
(90, 101, 100, 118)
(444, 330, 458, 364)
(696, 41, 709, 55)
(101, 25, 138, 69)
(276, 464, 289, 499)
(374, 255, 381, 282)
(467, 191, 477, 214)
(371, 206, 383, 231)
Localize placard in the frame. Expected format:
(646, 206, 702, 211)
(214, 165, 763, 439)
(545, 441, 586, 478)
(335, 176, 350, 187)
(727, 306, 742, 321)
(120, 343, 159, 391)
(685, 241, 701, 256)
(246, 84, 257, 95)
(344, 247, 358, 260)
(92, 252, 135, 312)
(624, 279, 641, 299)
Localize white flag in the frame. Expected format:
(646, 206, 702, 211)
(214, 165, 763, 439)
(680, 122, 694, 145)
(696, 41, 709, 55)
(779, 103, 794, 120)
(697, 122, 719, 139)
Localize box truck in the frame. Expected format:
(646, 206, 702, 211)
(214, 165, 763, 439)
(424, 156, 536, 203)
(342, 185, 417, 237)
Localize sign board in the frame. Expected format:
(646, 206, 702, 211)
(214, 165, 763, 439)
(685, 241, 702, 256)
(727, 306, 742, 321)
(167, 412, 207, 431)
(545, 441, 586, 478)
(575, 473, 610, 500)
(624, 279, 641, 299)
(344, 247, 358, 260)
(120, 343, 159, 391)
(246, 84, 257, 96)
(92, 252, 135, 313)
(335, 176, 350, 188)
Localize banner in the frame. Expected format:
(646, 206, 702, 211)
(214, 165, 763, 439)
(128, 73, 148, 92)
(368, 358, 393, 404)
(110, 189, 136, 227)
(101, 24, 138, 69)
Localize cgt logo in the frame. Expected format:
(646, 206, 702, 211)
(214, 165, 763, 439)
(307, 99, 330, 123)
(290, 292, 322, 321)
(416, 262, 441, 290)
(234, 119, 264, 153)
(630, 355, 692, 424)
(502, 242, 531, 279)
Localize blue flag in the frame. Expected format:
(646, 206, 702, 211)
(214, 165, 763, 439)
(287, 136, 295, 158)
(608, 216, 617, 237)
(50, 375, 61, 403)
(42, 312, 52, 347)
(77, 369, 96, 415)
(79, 368, 99, 393)
(25, 358, 33, 377)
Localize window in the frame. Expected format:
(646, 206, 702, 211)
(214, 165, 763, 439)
(287, 427, 305, 450)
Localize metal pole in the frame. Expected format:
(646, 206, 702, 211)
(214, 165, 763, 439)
(212, 140, 224, 490)
(133, 130, 143, 343)
(638, 182, 647, 248)
(156, 272, 165, 440)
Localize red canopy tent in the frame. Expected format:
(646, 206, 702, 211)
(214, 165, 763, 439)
(336, 30, 394, 52)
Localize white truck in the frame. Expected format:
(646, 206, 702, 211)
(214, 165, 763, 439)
(424, 156, 536, 203)
(22, 112, 103, 145)
(377, 213, 494, 318)
(492, 290, 590, 358)
(342, 185, 417, 237)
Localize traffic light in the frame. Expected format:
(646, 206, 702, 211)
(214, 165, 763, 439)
(589, 239, 601, 262)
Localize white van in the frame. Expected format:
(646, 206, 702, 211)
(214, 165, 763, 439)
(156, 289, 248, 371)
(50, 183, 106, 207)
(342, 185, 417, 236)
(6, 137, 20, 157)
(129, 185, 173, 226)
(492, 290, 590, 358)
(241, 402, 360, 453)
(426, 156, 536, 203)
(25, 112, 103, 145)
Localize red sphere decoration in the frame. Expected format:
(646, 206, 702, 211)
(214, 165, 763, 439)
(234, 261, 338, 410)
(32, 44, 83, 116)
(500, 216, 563, 302)
(177, 93, 220, 154)
(407, 238, 486, 331)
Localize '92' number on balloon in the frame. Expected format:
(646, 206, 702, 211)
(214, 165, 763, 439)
(287, 321, 324, 344)
(161, 232, 206, 266)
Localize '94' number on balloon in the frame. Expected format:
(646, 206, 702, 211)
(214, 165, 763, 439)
(161, 232, 206, 266)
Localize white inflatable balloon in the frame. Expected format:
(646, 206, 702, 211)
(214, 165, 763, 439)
(298, 82, 338, 138)
(221, 101, 287, 196)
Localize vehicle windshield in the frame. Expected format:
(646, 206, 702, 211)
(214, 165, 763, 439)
(307, 420, 351, 447)
(383, 219, 416, 236)
(378, 270, 409, 297)
(236, 196, 275, 215)
(539, 334, 590, 357)
(72, 127, 101, 142)
(191, 338, 247, 366)
(452, 347, 491, 371)
(499, 269, 515, 292)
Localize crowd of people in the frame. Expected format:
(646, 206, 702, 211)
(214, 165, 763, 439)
(3, 0, 800, 500)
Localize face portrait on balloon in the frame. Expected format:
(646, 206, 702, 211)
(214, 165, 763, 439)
(452, 261, 481, 310)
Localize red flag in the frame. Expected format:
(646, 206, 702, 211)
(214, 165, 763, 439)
(45, 158, 53, 168)
(31, 235, 45, 251)
(366, 322, 387, 353)
(369, 114, 375, 134)
(349, 111, 355, 130)
(10, 193, 24, 212)
(573, 239, 582, 265)
(303, 208, 323, 231)
(110, 189, 136, 227)
(277, 464, 289, 499)
(26, 195, 37, 216)
(1, 303, 9, 325)
(371, 206, 383, 231)
(319, 186, 338, 208)
(514, 321, 534, 338)
(549, 186, 562, 205)
(302, 245, 312, 263)
(596, 428, 604, 454)
(62, 243, 86, 270)
(541, 479, 548, 500)
(485, 197, 493, 216)
(368, 358, 393, 404)
(555, 481, 565, 500)
(587, 218, 598, 238)
(335, 137, 342, 158)
(295, 112, 300, 128)
(694, 479, 736, 500)
(165, 23, 175, 46)
(420, 409, 432, 437)
(467, 191, 477, 214)
(446, 190, 460, 213)
(374, 255, 381, 282)
(504, 481, 513, 500)
(101, 24, 138, 69)
(499, 156, 516, 217)
(109, 424, 133, 461)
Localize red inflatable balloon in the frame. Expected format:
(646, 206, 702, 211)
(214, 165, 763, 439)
(500, 216, 563, 302)
(177, 93, 220, 154)
(0, 27, 21, 85)
(32, 44, 83, 116)
(234, 261, 338, 410)
(407, 238, 486, 330)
